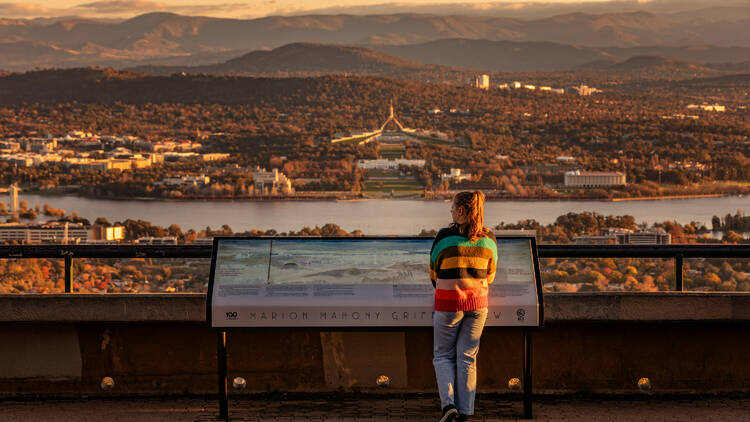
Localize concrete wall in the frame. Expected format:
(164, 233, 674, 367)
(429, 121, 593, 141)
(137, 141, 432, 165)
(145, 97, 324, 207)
(1, 293, 750, 396)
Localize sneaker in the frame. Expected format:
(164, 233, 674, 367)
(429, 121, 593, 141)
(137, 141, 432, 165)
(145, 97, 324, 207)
(456, 414, 470, 422)
(439, 405, 459, 422)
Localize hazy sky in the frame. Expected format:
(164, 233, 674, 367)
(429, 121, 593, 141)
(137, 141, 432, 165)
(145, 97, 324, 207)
(1, 0, 630, 19)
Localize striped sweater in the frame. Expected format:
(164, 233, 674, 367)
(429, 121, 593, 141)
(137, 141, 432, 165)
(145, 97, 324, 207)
(430, 226, 498, 312)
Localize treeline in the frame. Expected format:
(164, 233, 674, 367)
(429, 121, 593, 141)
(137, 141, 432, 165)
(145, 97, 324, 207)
(712, 212, 750, 233)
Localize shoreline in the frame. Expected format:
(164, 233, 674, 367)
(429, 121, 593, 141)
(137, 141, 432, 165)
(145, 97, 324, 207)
(610, 194, 728, 202)
(20, 190, 742, 203)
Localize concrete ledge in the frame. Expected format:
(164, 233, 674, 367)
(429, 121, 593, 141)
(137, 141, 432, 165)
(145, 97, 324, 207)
(0, 294, 206, 322)
(3, 293, 750, 395)
(3, 293, 750, 323)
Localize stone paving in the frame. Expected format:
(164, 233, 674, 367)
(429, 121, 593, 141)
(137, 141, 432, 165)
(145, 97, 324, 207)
(2, 394, 750, 421)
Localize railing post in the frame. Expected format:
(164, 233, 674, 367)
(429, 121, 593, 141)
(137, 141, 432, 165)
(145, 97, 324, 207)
(64, 255, 73, 293)
(675, 253, 684, 292)
(523, 330, 533, 419)
(218, 330, 228, 421)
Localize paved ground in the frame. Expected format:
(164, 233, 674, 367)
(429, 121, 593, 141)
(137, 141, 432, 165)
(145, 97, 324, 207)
(2, 394, 750, 421)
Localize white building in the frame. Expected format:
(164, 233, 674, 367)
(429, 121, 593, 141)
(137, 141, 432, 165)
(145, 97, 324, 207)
(159, 175, 210, 186)
(253, 168, 293, 194)
(357, 159, 426, 170)
(135, 236, 178, 245)
(687, 104, 725, 112)
(564, 171, 626, 187)
(566, 84, 600, 96)
(0, 222, 90, 244)
(555, 156, 576, 163)
(440, 168, 472, 182)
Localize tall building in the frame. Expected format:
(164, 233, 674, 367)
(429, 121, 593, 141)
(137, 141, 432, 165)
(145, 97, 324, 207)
(474, 74, 490, 90)
(9, 184, 19, 214)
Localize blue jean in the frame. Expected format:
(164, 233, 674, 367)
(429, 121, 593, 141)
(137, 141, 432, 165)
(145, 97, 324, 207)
(432, 308, 488, 415)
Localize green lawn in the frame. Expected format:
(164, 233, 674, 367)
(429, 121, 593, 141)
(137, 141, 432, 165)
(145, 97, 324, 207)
(363, 171, 424, 197)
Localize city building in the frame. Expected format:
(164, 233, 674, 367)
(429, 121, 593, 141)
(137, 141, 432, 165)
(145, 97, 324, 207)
(253, 168, 293, 194)
(440, 168, 472, 182)
(564, 171, 626, 187)
(164, 152, 200, 162)
(194, 237, 213, 245)
(556, 156, 576, 163)
(331, 102, 453, 145)
(158, 175, 211, 187)
(0, 222, 90, 244)
(108, 159, 133, 171)
(357, 159, 426, 170)
(574, 229, 671, 245)
(135, 236, 178, 245)
(0, 141, 21, 152)
(687, 104, 726, 112)
(572, 234, 618, 245)
(91, 225, 125, 242)
(566, 84, 600, 96)
(474, 74, 490, 90)
(616, 230, 671, 245)
(201, 153, 231, 161)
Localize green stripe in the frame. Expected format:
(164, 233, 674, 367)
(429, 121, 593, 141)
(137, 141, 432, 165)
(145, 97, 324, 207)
(430, 235, 498, 263)
(437, 246, 496, 260)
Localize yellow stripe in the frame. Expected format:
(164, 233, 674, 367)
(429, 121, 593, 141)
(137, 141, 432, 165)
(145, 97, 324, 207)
(440, 256, 489, 270)
(436, 278, 488, 290)
(430, 269, 437, 280)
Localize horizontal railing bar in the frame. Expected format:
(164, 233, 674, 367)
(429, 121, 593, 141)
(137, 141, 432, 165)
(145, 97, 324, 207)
(537, 245, 750, 259)
(0, 245, 212, 259)
(0, 243, 748, 259)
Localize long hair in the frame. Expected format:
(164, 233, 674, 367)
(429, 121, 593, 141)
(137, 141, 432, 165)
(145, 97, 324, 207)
(452, 191, 489, 242)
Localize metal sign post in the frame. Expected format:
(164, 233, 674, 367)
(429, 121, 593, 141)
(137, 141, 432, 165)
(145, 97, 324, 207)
(217, 331, 228, 422)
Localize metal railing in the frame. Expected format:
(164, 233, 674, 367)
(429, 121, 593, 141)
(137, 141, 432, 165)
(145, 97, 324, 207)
(1, 243, 749, 293)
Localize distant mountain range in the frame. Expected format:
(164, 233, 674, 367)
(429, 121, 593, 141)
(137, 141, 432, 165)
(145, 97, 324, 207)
(130, 43, 463, 81)
(128, 42, 747, 82)
(0, 11, 749, 71)
(373, 40, 750, 72)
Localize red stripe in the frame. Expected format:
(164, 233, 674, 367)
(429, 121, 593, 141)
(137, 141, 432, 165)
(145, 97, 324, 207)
(434, 296, 488, 312)
(435, 287, 487, 300)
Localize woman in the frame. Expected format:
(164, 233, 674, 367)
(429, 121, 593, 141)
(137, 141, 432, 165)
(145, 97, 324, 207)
(429, 191, 497, 422)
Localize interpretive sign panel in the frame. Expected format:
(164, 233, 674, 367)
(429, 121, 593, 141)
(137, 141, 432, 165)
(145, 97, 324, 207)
(207, 235, 542, 328)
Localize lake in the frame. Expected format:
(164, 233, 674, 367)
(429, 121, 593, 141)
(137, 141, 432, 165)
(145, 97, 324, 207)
(16, 194, 749, 235)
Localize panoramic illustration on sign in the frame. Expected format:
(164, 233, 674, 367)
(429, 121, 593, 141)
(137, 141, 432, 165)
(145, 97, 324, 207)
(209, 237, 540, 327)
(269, 239, 431, 285)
